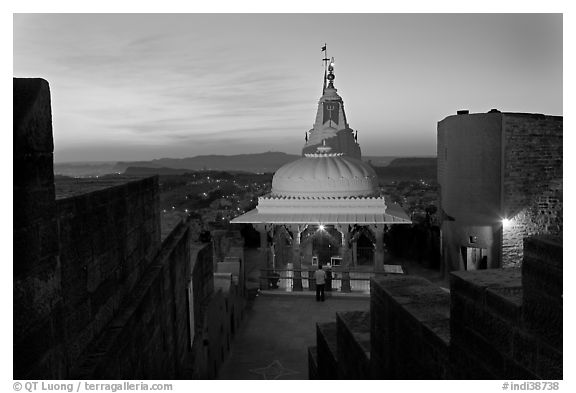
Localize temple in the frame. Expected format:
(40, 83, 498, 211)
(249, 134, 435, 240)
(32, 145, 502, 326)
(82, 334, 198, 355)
(231, 55, 411, 291)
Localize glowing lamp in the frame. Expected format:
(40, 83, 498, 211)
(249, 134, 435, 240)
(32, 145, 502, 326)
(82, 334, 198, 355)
(502, 218, 512, 228)
(318, 224, 325, 231)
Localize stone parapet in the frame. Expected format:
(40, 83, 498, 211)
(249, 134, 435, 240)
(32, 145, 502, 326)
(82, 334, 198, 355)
(316, 322, 339, 379)
(309, 237, 561, 380)
(450, 268, 526, 378)
(336, 311, 370, 379)
(14, 78, 64, 379)
(308, 346, 319, 379)
(370, 275, 450, 379)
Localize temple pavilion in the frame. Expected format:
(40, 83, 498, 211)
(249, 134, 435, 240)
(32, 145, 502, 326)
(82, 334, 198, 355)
(231, 56, 411, 290)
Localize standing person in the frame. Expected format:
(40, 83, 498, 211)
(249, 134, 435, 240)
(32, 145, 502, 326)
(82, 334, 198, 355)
(314, 264, 326, 302)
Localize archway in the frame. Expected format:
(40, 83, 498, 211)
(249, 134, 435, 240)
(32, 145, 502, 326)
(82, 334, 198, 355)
(302, 225, 341, 266)
(356, 233, 375, 266)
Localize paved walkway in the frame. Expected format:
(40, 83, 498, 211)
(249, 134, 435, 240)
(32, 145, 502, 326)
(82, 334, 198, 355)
(217, 293, 369, 380)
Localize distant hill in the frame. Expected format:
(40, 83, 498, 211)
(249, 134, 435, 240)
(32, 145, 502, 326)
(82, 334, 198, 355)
(123, 166, 254, 176)
(114, 152, 300, 174)
(124, 167, 198, 176)
(373, 157, 437, 182)
(54, 153, 414, 177)
(54, 162, 118, 177)
(387, 157, 436, 167)
(115, 152, 399, 174)
(362, 156, 397, 167)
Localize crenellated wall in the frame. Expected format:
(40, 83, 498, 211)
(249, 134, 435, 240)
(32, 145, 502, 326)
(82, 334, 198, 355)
(13, 77, 246, 379)
(70, 220, 193, 378)
(56, 177, 161, 370)
(370, 276, 451, 379)
(310, 235, 562, 379)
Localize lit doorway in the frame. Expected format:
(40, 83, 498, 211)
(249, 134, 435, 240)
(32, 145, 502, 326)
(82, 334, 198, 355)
(461, 246, 487, 270)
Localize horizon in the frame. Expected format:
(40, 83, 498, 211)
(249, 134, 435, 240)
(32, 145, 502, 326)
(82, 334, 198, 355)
(14, 14, 562, 162)
(53, 151, 438, 165)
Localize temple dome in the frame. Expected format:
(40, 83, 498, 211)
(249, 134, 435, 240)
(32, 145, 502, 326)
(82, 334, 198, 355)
(271, 152, 378, 198)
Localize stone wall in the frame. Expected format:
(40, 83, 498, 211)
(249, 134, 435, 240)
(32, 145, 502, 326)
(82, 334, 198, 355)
(315, 322, 338, 379)
(370, 276, 450, 379)
(450, 268, 527, 378)
(14, 78, 65, 378)
(336, 311, 371, 379)
(56, 177, 161, 372)
(203, 274, 246, 378)
(310, 236, 562, 380)
(71, 220, 192, 378)
(13, 78, 208, 379)
(502, 114, 562, 267)
(519, 236, 562, 378)
(450, 236, 562, 380)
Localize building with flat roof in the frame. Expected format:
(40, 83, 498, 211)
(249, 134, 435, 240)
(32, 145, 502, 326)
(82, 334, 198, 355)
(437, 110, 562, 274)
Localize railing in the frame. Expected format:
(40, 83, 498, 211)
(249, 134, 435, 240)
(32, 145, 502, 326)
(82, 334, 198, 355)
(259, 267, 404, 293)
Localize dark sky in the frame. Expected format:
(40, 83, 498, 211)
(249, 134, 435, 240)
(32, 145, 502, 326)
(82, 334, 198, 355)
(13, 13, 562, 162)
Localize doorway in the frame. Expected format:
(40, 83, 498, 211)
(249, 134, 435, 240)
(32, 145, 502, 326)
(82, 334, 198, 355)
(461, 246, 487, 270)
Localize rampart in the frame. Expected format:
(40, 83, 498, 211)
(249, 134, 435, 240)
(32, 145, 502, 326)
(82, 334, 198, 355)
(14, 78, 245, 379)
(310, 235, 562, 379)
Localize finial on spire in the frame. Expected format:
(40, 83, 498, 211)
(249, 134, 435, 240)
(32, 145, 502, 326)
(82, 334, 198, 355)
(326, 57, 335, 89)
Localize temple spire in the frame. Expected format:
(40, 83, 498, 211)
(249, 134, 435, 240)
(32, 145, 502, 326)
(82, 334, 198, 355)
(304, 52, 361, 159)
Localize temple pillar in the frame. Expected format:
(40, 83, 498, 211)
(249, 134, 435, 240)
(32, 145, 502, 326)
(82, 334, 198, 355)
(254, 223, 273, 289)
(288, 224, 305, 291)
(370, 225, 385, 271)
(336, 224, 351, 292)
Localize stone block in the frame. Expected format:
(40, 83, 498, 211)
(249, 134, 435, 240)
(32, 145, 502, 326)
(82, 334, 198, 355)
(308, 346, 319, 380)
(14, 318, 56, 378)
(39, 218, 59, 259)
(315, 322, 338, 379)
(522, 259, 562, 301)
(13, 152, 55, 189)
(485, 286, 523, 324)
(522, 295, 562, 350)
(450, 344, 495, 379)
(537, 340, 562, 379)
(454, 325, 505, 379)
(13, 224, 41, 277)
(336, 311, 370, 379)
(512, 330, 539, 374)
(14, 186, 57, 225)
(14, 265, 61, 334)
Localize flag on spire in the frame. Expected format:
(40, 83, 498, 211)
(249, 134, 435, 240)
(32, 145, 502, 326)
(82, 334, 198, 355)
(321, 44, 326, 52)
